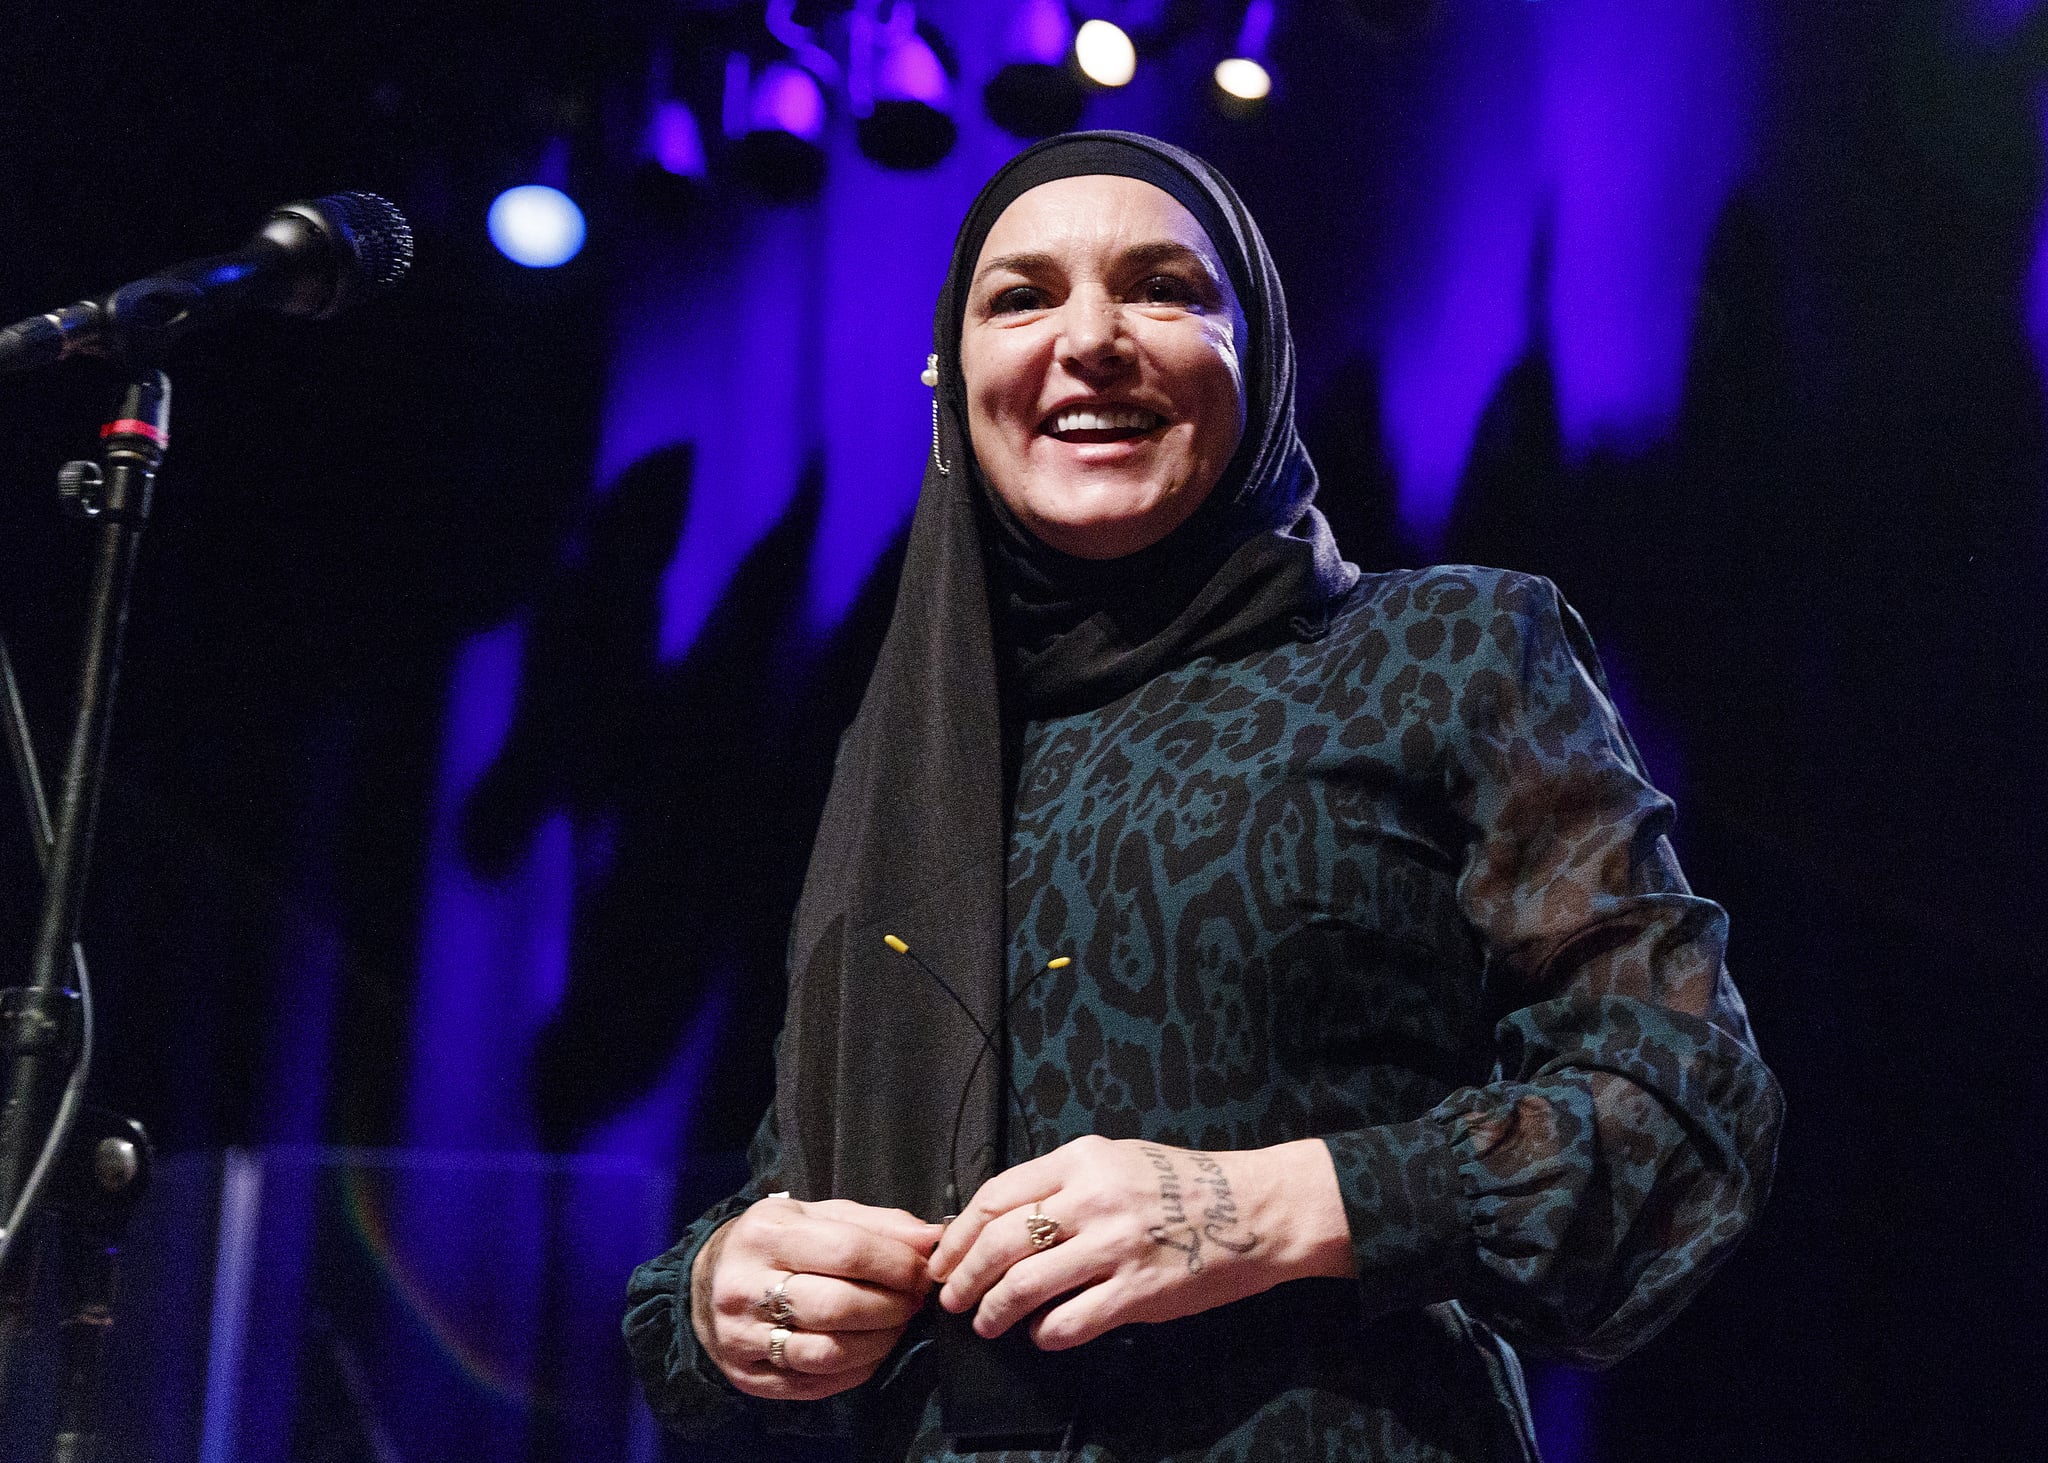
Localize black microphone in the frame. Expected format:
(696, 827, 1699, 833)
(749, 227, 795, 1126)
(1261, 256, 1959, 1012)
(0, 191, 414, 375)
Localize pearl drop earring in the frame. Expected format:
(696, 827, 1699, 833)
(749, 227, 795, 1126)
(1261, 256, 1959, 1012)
(923, 354, 949, 475)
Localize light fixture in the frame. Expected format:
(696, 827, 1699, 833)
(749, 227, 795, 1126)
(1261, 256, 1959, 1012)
(488, 185, 586, 268)
(727, 53, 829, 203)
(1214, 58, 1271, 101)
(984, 0, 1087, 138)
(1213, 0, 1275, 115)
(629, 92, 707, 226)
(850, 3, 958, 170)
(648, 98, 707, 179)
(1073, 18, 1137, 88)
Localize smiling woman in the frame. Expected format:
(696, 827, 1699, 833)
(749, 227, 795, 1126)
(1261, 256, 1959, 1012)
(961, 174, 1249, 559)
(624, 132, 1782, 1463)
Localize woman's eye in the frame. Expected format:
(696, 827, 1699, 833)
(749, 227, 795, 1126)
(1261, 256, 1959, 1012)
(990, 285, 1047, 314)
(1139, 275, 1198, 305)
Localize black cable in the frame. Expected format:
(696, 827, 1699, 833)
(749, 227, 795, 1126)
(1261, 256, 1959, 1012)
(885, 937, 1092, 1455)
(882, 937, 1069, 1210)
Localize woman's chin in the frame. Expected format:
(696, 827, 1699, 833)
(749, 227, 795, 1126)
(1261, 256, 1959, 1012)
(1014, 484, 1210, 560)
(1025, 511, 1174, 560)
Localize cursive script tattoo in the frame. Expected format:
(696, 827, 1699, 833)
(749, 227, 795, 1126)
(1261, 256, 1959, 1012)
(1139, 1146, 1260, 1273)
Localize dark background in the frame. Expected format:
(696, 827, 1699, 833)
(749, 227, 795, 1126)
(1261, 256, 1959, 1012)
(1, 0, 2042, 1458)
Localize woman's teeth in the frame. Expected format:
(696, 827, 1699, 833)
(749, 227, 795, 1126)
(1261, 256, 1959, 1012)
(1047, 407, 1165, 437)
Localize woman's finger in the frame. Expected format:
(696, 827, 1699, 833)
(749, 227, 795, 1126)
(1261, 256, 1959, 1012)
(754, 1271, 927, 1333)
(1027, 1279, 1124, 1352)
(807, 1199, 946, 1252)
(938, 1192, 1077, 1315)
(748, 1319, 904, 1379)
(963, 1213, 1110, 1337)
(743, 1208, 935, 1295)
(930, 1141, 1097, 1280)
(724, 1333, 899, 1402)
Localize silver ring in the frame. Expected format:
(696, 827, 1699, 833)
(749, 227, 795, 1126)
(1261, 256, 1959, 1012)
(767, 1325, 792, 1370)
(758, 1277, 797, 1327)
(1026, 1206, 1062, 1250)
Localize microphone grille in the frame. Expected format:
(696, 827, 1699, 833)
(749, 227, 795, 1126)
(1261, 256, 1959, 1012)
(316, 191, 415, 292)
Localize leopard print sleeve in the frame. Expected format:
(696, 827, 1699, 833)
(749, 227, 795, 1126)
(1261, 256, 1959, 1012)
(1325, 573, 1782, 1368)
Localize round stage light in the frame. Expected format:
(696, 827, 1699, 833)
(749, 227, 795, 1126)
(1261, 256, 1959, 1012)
(1074, 19, 1136, 88)
(750, 60, 827, 141)
(488, 185, 586, 268)
(985, 0, 1086, 138)
(1214, 57, 1271, 101)
(855, 20, 958, 170)
(732, 59, 830, 203)
(649, 99, 707, 178)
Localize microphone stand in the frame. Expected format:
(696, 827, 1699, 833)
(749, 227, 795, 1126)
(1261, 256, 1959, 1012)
(0, 369, 165, 1462)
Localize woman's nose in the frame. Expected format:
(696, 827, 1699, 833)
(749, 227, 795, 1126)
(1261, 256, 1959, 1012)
(1056, 293, 1132, 376)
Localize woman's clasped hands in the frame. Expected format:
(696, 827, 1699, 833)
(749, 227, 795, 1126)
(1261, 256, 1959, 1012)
(695, 1136, 1351, 1397)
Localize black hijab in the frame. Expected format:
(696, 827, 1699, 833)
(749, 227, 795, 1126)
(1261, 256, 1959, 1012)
(773, 132, 1357, 1216)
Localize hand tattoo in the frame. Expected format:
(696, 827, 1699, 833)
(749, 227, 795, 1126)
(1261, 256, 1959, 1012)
(1140, 1146, 1259, 1273)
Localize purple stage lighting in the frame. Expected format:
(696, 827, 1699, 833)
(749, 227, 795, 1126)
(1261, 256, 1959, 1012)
(1378, 0, 1755, 548)
(649, 99, 706, 178)
(985, 0, 1086, 137)
(729, 56, 830, 203)
(853, 7, 959, 170)
(751, 60, 827, 140)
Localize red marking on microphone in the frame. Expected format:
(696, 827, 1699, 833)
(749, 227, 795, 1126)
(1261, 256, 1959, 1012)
(100, 418, 167, 446)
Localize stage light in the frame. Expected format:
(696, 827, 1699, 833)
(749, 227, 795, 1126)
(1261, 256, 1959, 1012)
(851, 4, 958, 170)
(728, 54, 829, 203)
(984, 0, 1087, 138)
(1214, 57, 1271, 101)
(488, 185, 586, 268)
(750, 60, 827, 140)
(1074, 19, 1136, 88)
(1214, 0, 1276, 114)
(649, 99, 707, 179)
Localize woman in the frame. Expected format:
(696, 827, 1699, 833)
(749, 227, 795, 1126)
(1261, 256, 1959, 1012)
(625, 132, 1782, 1461)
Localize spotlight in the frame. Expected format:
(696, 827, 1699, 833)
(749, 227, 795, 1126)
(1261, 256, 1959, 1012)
(649, 98, 707, 179)
(851, 4, 958, 171)
(630, 95, 707, 226)
(727, 54, 829, 203)
(984, 0, 1087, 138)
(1214, 58, 1271, 101)
(1213, 0, 1275, 116)
(1073, 18, 1137, 88)
(488, 184, 586, 268)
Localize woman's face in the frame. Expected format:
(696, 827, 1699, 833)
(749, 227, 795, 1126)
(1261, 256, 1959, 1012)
(960, 175, 1248, 560)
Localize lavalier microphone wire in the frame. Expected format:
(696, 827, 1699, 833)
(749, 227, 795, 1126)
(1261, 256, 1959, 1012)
(880, 937, 1091, 1463)
(881, 935, 1071, 1214)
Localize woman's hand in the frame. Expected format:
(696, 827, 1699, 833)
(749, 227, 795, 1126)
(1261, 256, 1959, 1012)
(691, 1195, 941, 1400)
(927, 1136, 1354, 1351)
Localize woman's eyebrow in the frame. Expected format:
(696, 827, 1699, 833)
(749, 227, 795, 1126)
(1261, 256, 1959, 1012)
(1117, 240, 1219, 278)
(973, 240, 1222, 291)
(974, 251, 1059, 289)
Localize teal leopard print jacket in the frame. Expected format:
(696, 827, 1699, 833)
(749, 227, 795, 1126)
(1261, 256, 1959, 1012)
(626, 566, 1783, 1461)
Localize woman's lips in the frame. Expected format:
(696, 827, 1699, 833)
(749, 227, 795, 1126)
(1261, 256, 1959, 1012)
(1040, 406, 1167, 443)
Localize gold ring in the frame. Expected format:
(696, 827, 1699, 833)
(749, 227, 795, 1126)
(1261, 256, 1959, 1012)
(757, 1277, 797, 1327)
(767, 1325, 792, 1370)
(1026, 1206, 1062, 1250)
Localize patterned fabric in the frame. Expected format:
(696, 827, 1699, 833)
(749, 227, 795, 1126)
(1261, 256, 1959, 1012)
(624, 566, 1783, 1461)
